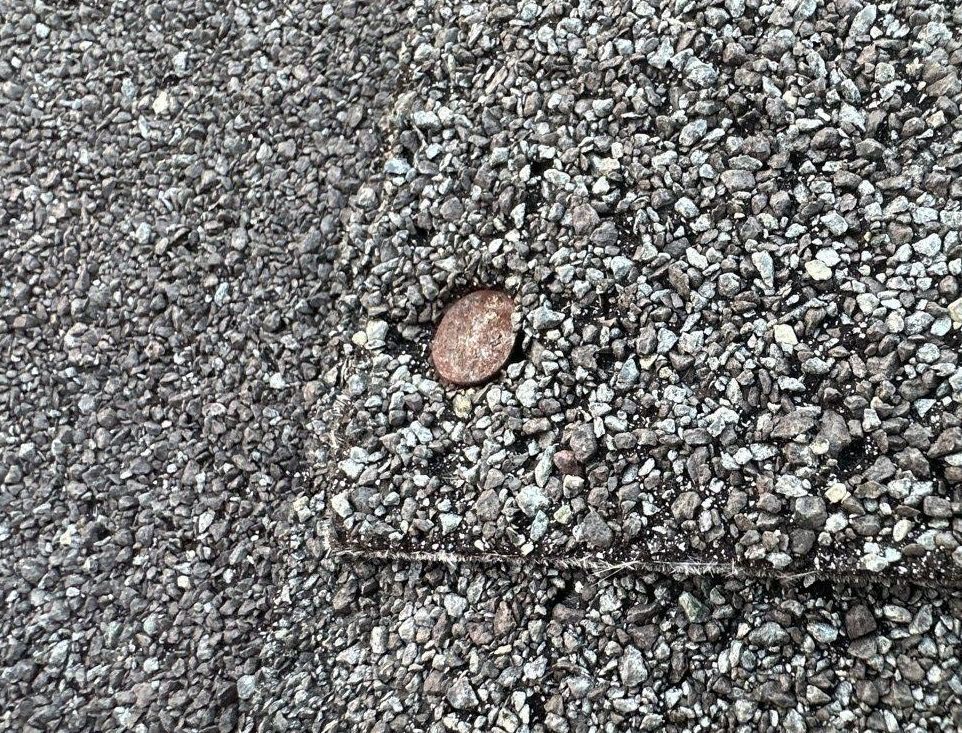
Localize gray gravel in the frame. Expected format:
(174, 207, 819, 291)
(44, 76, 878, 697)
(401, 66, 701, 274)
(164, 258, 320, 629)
(328, 0, 962, 587)
(3, 1, 962, 732)
(266, 554, 962, 731)
(1, 1, 400, 730)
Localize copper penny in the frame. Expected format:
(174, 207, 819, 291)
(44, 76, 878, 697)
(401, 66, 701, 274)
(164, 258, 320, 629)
(431, 290, 516, 386)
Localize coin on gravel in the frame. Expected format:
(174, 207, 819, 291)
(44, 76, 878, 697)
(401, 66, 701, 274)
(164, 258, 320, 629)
(431, 290, 516, 386)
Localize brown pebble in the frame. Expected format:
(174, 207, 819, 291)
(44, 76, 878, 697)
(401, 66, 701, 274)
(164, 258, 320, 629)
(431, 290, 516, 386)
(552, 449, 582, 476)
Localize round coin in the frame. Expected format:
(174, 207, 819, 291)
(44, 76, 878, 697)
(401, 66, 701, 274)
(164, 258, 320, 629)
(431, 290, 516, 386)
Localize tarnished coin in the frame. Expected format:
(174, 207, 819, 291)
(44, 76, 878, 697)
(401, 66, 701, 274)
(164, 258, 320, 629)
(431, 290, 516, 386)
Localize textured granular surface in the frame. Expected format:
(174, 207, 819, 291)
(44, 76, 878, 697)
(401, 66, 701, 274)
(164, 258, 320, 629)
(4, 1, 962, 732)
(431, 290, 516, 385)
(1, 1, 400, 730)
(327, 1, 962, 589)
(266, 555, 962, 731)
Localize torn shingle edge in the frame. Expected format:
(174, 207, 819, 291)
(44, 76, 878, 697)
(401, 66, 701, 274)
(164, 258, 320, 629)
(323, 520, 962, 592)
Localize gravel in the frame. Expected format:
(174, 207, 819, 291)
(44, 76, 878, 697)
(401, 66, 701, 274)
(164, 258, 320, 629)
(3, 1, 962, 731)
(793, 496, 828, 531)
(845, 604, 880, 640)
(329, 0, 962, 588)
(1, 1, 402, 730)
(264, 558, 962, 731)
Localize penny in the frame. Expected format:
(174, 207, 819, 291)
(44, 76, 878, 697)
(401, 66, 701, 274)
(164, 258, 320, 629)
(431, 290, 516, 386)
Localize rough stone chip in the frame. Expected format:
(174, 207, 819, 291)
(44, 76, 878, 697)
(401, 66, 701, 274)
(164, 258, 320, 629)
(577, 510, 613, 548)
(845, 604, 878, 639)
